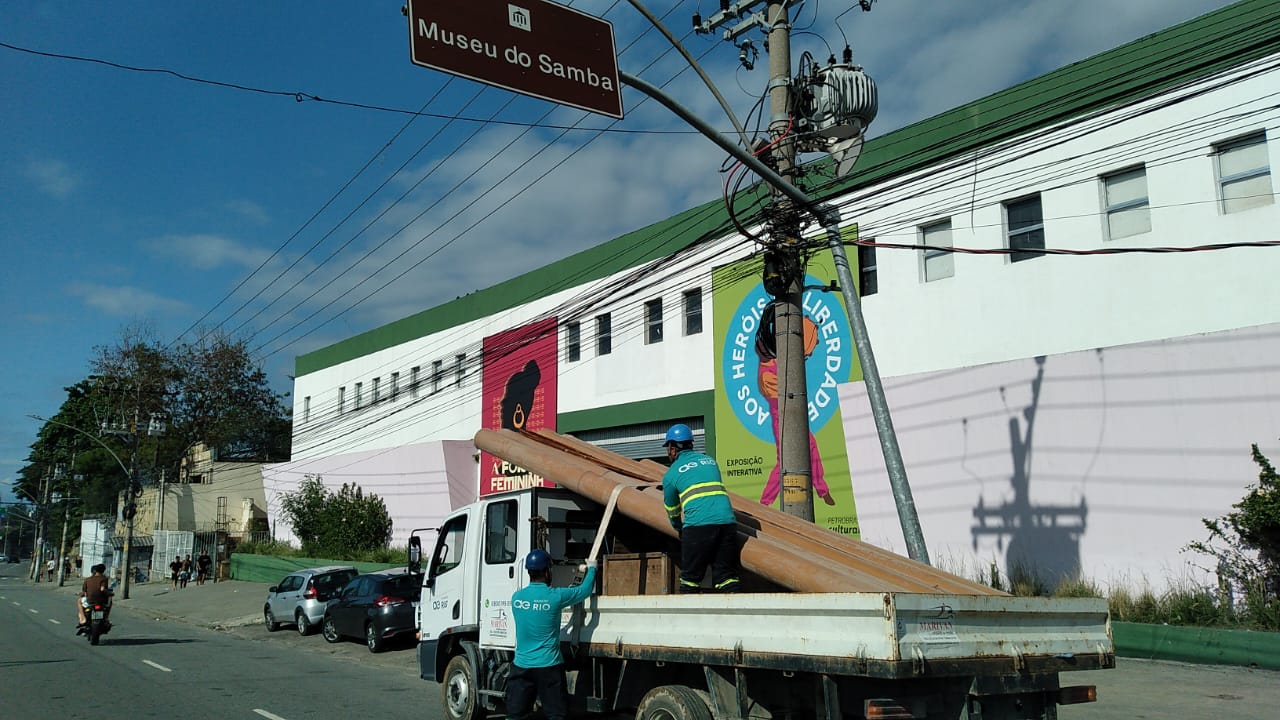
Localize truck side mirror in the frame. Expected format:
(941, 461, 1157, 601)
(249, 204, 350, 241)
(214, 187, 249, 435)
(408, 536, 422, 575)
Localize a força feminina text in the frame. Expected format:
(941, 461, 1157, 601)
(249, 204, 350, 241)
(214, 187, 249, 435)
(417, 21, 616, 91)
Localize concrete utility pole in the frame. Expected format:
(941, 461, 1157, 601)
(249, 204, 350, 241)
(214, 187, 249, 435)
(762, 1, 816, 521)
(33, 472, 51, 582)
(658, 0, 931, 561)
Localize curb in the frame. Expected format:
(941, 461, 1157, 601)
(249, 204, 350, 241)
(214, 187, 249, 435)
(1114, 621, 1280, 670)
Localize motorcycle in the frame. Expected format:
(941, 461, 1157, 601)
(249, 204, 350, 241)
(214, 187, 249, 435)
(83, 593, 114, 645)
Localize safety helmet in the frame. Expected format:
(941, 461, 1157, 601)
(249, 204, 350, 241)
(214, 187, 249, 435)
(664, 423, 693, 447)
(525, 549, 551, 571)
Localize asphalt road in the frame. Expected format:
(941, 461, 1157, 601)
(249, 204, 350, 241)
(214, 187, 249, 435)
(3, 562, 1277, 719)
(0, 567, 437, 720)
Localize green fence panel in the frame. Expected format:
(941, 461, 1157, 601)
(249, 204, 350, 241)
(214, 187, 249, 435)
(231, 553, 401, 583)
(1113, 621, 1280, 670)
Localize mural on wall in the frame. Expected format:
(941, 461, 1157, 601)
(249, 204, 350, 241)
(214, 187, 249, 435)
(480, 317, 559, 496)
(712, 251, 862, 537)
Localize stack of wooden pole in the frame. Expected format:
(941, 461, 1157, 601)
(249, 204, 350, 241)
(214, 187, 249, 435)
(474, 428, 1005, 596)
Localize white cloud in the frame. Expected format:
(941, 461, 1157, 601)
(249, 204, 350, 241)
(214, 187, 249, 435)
(146, 233, 274, 270)
(24, 158, 81, 198)
(66, 283, 189, 317)
(227, 199, 271, 225)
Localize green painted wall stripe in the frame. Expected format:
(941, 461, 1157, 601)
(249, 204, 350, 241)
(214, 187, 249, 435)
(1113, 621, 1280, 670)
(558, 390, 717, 456)
(297, 0, 1279, 377)
(230, 553, 400, 584)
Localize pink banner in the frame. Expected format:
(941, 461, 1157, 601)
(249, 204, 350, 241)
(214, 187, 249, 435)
(479, 317, 559, 496)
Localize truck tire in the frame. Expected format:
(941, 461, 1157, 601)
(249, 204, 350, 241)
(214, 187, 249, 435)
(442, 653, 485, 720)
(635, 685, 713, 720)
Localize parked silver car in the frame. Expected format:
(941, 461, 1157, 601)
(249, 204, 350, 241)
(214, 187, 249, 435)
(264, 565, 359, 635)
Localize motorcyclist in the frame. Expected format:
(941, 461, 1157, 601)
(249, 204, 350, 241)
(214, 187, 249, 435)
(77, 563, 111, 635)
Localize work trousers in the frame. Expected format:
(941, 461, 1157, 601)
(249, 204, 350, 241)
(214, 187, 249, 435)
(679, 523, 741, 592)
(505, 663, 569, 720)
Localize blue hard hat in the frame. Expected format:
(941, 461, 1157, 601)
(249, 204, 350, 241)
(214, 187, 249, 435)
(525, 549, 551, 571)
(664, 423, 693, 446)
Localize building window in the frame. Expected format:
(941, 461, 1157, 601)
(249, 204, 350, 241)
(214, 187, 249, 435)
(371, 376, 381, 404)
(1215, 132, 1273, 214)
(596, 313, 612, 356)
(566, 322, 581, 362)
(303, 396, 310, 424)
(645, 298, 663, 344)
(390, 372, 400, 401)
(432, 360, 443, 394)
(1006, 195, 1045, 262)
(455, 354, 466, 387)
(410, 366, 420, 400)
(338, 386, 345, 415)
(858, 241, 877, 296)
(354, 382, 363, 410)
(683, 288, 703, 336)
(1102, 166, 1150, 240)
(921, 220, 954, 281)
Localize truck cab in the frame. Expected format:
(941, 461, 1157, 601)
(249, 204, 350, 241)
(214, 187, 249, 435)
(414, 486, 631, 719)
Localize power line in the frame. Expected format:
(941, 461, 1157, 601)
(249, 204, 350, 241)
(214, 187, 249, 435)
(0, 40, 705, 135)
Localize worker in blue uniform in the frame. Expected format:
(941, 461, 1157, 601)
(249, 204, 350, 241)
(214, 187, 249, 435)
(507, 548, 597, 720)
(661, 423, 741, 592)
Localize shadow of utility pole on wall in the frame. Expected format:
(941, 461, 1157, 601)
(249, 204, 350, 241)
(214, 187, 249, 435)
(971, 356, 1088, 590)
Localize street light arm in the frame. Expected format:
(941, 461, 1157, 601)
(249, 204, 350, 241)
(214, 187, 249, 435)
(624, 0, 752, 150)
(27, 414, 131, 480)
(620, 71, 813, 212)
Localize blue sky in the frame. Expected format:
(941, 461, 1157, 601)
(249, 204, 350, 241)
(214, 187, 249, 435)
(0, 0, 1238, 503)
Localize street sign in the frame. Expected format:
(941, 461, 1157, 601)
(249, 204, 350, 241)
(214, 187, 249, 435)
(406, 0, 623, 119)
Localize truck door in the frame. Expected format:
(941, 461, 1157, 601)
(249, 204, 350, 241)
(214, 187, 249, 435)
(420, 509, 475, 643)
(478, 495, 527, 649)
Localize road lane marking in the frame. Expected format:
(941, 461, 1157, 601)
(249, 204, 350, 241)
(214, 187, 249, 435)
(253, 710, 290, 720)
(142, 660, 172, 672)
(49, 618, 62, 624)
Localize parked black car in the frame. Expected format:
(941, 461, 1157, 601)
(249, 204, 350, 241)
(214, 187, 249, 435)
(322, 569, 421, 652)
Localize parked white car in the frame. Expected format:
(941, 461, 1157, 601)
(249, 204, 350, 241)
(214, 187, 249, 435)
(263, 565, 359, 635)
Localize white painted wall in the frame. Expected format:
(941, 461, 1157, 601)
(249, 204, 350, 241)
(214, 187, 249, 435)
(840, 323, 1280, 592)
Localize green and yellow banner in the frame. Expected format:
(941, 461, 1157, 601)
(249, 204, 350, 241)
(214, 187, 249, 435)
(712, 249, 862, 537)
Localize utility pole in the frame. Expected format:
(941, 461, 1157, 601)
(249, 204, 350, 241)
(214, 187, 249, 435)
(763, 1, 816, 521)
(33, 472, 51, 582)
(667, 0, 930, 560)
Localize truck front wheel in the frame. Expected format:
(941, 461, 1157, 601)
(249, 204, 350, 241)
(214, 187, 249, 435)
(636, 685, 712, 720)
(443, 653, 484, 720)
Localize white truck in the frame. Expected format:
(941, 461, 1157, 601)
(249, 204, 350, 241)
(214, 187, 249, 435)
(410, 479, 1112, 719)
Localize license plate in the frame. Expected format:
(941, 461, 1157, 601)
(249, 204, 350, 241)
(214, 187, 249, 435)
(91, 610, 105, 620)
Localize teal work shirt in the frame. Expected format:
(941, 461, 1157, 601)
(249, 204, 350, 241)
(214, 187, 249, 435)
(662, 450, 736, 529)
(511, 566, 597, 668)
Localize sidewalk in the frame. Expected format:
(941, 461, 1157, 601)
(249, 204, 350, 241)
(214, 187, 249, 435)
(42, 575, 272, 630)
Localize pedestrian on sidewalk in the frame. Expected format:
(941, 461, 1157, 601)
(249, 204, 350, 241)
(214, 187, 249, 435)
(169, 556, 182, 589)
(179, 554, 192, 588)
(197, 551, 212, 585)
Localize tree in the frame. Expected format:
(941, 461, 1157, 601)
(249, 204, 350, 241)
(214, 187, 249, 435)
(279, 475, 393, 559)
(278, 475, 329, 553)
(21, 324, 291, 515)
(1188, 443, 1280, 627)
(168, 329, 291, 464)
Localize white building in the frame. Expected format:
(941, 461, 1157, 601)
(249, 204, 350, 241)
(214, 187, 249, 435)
(281, 1, 1280, 590)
